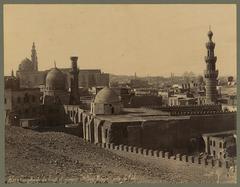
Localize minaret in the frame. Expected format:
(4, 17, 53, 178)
(69, 56, 80, 105)
(204, 29, 218, 104)
(31, 42, 38, 71)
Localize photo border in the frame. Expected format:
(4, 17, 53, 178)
(0, 0, 238, 186)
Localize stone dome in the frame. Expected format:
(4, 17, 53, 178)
(46, 67, 66, 90)
(19, 58, 34, 71)
(94, 87, 120, 104)
(208, 30, 213, 37)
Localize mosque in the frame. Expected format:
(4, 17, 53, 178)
(4, 30, 236, 154)
(16, 42, 109, 89)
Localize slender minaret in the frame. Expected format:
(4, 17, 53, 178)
(31, 42, 38, 71)
(204, 29, 218, 104)
(69, 56, 80, 105)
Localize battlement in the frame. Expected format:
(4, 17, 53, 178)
(152, 104, 222, 113)
(170, 110, 236, 116)
(96, 142, 235, 173)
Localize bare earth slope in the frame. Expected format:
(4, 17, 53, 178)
(5, 126, 233, 184)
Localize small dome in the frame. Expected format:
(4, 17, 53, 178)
(46, 67, 66, 90)
(94, 87, 120, 104)
(4, 76, 20, 89)
(19, 58, 34, 71)
(208, 30, 213, 37)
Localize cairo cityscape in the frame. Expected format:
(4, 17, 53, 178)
(3, 4, 237, 184)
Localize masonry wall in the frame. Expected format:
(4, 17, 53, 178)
(96, 142, 235, 175)
(103, 112, 236, 154)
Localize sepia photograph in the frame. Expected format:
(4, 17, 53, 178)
(3, 3, 237, 184)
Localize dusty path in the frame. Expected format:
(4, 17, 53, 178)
(5, 126, 234, 184)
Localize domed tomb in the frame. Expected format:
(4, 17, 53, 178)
(18, 58, 34, 71)
(45, 67, 66, 90)
(91, 87, 122, 115)
(94, 87, 120, 104)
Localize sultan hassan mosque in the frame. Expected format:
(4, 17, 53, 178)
(4, 30, 236, 155)
(16, 42, 109, 89)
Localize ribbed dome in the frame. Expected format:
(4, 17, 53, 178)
(46, 67, 66, 90)
(94, 87, 120, 104)
(19, 58, 34, 71)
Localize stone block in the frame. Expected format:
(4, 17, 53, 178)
(143, 149, 148, 156)
(182, 155, 188, 162)
(195, 157, 200, 164)
(119, 144, 124, 151)
(138, 147, 143, 154)
(102, 143, 106, 148)
(165, 152, 170, 159)
(202, 158, 208, 166)
(159, 151, 164, 158)
(110, 143, 115, 149)
(148, 149, 153, 156)
(170, 155, 176, 160)
(189, 156, 194, 163)
(114, 145, 119, 150)
(176, 153, 182, 161)
(133, 146, 138, 153)
(106, 143, 111, 149)
(128, 146, 133, 152)
(123, 145, 128, 152)
(153, 150, 159, 157)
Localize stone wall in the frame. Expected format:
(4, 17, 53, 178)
(96, 142, 234, 173)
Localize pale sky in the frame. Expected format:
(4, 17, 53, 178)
(4, 4, 236, 77)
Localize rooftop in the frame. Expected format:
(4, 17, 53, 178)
(202, 130, 236, 138)
(95, 107, 190, 123)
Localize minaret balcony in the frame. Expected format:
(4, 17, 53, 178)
(204, 70, 218, 78)
(205, 56, 217, 63)
(205, 42, 215, 49)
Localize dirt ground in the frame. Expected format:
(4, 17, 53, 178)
(5, 126, 236, 184)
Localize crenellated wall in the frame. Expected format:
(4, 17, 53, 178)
(96, 142, 234, 173)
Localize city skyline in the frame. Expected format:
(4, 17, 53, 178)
(4, 4, 236, 77)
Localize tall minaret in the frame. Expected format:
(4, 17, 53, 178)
(31, 42, 38, 71)
(69, 56, 80, 105)
(204, 29, 218, 104)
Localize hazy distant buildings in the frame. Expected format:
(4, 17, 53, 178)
(16, 43, 110, 89)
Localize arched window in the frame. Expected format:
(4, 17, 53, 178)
(24, 93, 29, 103)
(4, 98, 6, 104)
(219, 142, 222, 148)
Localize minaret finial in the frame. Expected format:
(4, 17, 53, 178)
(207, 26, 213, 41)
